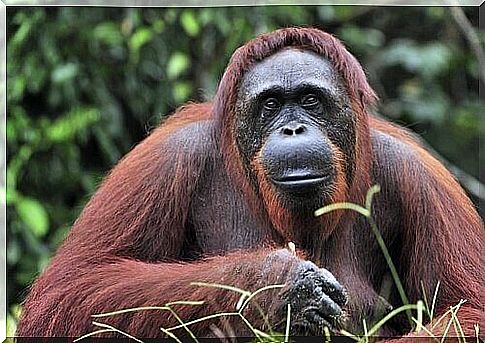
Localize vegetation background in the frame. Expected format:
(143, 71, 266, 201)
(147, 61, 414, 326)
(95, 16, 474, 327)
(6, 6, 483, 336)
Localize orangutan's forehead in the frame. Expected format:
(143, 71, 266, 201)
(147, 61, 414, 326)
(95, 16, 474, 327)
(239, 48, 345, 100)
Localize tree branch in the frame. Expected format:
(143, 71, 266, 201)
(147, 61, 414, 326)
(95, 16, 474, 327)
(448, 6, 485, 85)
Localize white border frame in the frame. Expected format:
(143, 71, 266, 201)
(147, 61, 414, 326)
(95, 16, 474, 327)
(1, 3, 483, 342)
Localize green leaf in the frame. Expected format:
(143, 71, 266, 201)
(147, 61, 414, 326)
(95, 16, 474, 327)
(380, 40, 451, 78)
(16, 196, 50, 238)
(7, 145, 33, 191)
(333, 6, 356, 20)
(129, 27, 153, 55)
(180, 11, 200, 37)
(9, 76, 26, 102)
(9, 20, 32, 50)
(51, 63, 79, 84)
(318, 7, 336, 22)
(7, 311, 18, 337)
(7, 238, 21, 265)
(6, 187, 18, 206)
(152, 19, 165, 34)
(46, 107, 100, 143)
(338, 26, 385, 51)
(199, 9, 213, 26)
(173, 81, 192, 103)
(93, 22, 124, 46)
(167, 52, 190, 80)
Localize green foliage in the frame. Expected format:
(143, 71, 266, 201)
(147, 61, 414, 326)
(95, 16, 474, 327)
(16, 196, 49, 238)
(6, 6, 483, 334)
(180, 11, 200, 37)
(167, 52, 191, 80)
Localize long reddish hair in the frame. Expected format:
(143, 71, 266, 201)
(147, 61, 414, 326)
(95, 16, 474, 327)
(212, 28, 377, 240)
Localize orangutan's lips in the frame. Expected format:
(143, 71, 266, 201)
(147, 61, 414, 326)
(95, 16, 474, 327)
(271, 173, 330, 188)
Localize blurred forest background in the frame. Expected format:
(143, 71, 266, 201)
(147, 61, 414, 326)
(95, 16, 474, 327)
(6, 6, 483, 335)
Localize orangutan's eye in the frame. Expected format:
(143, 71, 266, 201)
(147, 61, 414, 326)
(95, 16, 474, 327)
(263, 98, 281, 111)
(301, 94, 320, 109)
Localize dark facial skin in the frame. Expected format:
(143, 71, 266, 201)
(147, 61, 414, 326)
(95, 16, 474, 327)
(235, 48, 355, 205)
